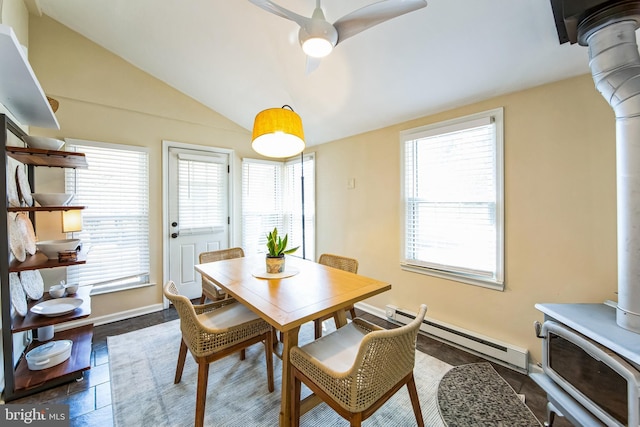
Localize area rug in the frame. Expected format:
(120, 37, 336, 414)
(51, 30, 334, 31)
(437, 362, 541, 427)
(109, 319, 452, 426)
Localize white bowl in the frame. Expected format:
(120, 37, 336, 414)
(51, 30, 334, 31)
(32, 193, 74, 206)
(26, 340, 73, 370)
(22, 136, 65, 151)
(64, 283, 79, 294)
(48, 284, 66, 298)
(36, 239, 81, 259)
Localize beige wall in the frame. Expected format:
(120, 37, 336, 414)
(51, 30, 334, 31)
(27, 12, 619, 364)
(314, 74, 618, 363)
(27, 15, 254, 319)
(1, 0, 28, 45)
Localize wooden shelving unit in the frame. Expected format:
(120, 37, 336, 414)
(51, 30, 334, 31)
(10, 287, 93, 399)
(12, 325, 93, 397)
(8, 252, 86, 273)
(11, 287, 92, 333)
(0, 23, 90, 402)
(8, 206, 86, 212)
(7, 146, 88, 169)
(1, 115, 92, 401)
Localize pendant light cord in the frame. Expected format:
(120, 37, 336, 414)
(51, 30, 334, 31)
(301, 151, 306, 260)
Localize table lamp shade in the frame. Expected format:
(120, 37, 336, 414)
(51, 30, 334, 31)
(62, 210, 83, 233)
(252, 107, 305, 158)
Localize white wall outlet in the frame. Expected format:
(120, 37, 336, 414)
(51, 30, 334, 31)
(385, 305, 397, 320)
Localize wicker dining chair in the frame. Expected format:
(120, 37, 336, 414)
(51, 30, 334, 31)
(199, 247, 245, 303)
(290, 304, 428, 427)
(314, 253, 359, 339)
(163, 281, 274, 427)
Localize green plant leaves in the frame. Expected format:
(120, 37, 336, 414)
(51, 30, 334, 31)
(265, 227, 299, 257)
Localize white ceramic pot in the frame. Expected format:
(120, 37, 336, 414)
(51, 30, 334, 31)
(26, 340, 73, 370)
(48, 284, 66, 298)
(266, 256, 285, 274)
(36, 325, 54, 341)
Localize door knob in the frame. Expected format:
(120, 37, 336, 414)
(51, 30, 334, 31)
(171, 221, 178, 227)
(171, 232, 179, 238)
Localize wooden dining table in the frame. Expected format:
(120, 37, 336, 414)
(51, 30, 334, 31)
(195, 254, 391, 427)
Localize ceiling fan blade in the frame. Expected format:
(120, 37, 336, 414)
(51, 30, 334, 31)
(305, 56, 321, 74)
(248, 0, 312, 29)
(333, 0, 427, 44)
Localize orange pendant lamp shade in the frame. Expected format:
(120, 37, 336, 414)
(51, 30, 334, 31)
(252, 106, 305, 158)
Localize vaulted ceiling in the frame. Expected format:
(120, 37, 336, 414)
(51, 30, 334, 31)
(35, 0, 593, 146)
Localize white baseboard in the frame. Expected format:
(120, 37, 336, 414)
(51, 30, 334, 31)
(54, 303, 165, 332)
(354, 301, 388, 319)
(355, 302, 529, 373)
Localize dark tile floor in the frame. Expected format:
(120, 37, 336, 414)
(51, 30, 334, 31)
(8, 307, 571, 426)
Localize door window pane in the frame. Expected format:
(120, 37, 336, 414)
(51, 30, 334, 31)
(177, 154, 226, 233)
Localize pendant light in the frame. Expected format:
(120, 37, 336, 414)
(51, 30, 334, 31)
(251, 105, 305, 158)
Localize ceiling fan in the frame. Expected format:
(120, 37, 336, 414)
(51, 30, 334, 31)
(249, 0, 428, 59)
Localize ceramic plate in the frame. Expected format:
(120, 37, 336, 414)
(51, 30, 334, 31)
(20, 270, 44, 300)
(10, 272, 27, 316)
(15, 165, 33, 206)
(6, 164, 19, 207)
(16, 212, 36, 255)
(251, 266, 299, 279)
(9, 213, 26, 262)
(30, 298, 83, 317)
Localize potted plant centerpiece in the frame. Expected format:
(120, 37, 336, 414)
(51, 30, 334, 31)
(265, 227, 299, 274)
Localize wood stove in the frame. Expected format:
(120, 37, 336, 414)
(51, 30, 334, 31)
(532, 303, 640, 426)
(539, 3, 640, 424)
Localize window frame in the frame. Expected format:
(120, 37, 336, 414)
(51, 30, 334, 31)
(241, 153, 315, 261)
(64, 138, 151, 295)
(399, 108, 505, 290)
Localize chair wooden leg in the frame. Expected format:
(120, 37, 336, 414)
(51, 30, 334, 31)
(291, 371, 302, 427)
(349, 413, 362, 427)
(406, 373, 424, 427)
(240, 349, 246, 360)
(174, 339, 188, 384)
(349, 307, 357, 320)
(195, 361, 210, 427)
(314, 319, 322, 339)
(199, 294, 206, 304)
(264, 331, 275, 392)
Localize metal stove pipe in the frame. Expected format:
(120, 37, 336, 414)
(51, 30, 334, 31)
(585, 18, 640, 332)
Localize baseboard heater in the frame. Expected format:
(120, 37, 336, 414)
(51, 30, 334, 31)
(386, 305, 529, 373)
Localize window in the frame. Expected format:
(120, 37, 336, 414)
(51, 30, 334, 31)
(65, 139, 150, 293)
(400, 108, 504, 289)
(242, 154, 315, 260)
(176, 151, 227, 234)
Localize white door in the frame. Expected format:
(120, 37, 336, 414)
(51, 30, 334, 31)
(168, 147, 230, 299)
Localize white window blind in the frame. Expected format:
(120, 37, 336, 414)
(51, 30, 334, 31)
(401, 108, 504, 289)
(284, 154, 315, 260)
(64, 140, 150, 291)
(242, 154, 315, 259)
(242, 159, 283, 256)
(177, 153, 226, 233)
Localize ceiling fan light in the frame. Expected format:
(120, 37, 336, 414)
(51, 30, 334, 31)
(302, 37, 333, 58)
(252, 107, 305, 158)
